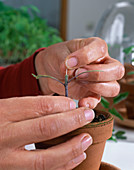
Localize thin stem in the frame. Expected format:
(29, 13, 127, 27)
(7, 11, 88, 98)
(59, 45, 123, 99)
(65, 69, 69, 97)
(32, 70, 103, 97)
(32, 74, 65, 86)
(65, 84, 68, 97)
(68, 70, 103, 83)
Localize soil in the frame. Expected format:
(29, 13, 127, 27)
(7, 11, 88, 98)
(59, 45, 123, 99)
(92, 114, 106, 123)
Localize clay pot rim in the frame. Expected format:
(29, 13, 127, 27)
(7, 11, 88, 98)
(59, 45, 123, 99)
(100, 162, 120, 170)
(83, 110, 113, 129)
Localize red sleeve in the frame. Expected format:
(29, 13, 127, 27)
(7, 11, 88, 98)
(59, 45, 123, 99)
(0, 48, 45, 99)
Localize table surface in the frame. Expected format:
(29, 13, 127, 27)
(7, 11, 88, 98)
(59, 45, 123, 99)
(102, 122, 134, 170)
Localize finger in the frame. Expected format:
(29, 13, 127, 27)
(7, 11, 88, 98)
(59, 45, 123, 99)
(74, 57, 125, 81)
(20, 133, 92, 170)
(57, 153, 86, 170)
(81, 81, 120, 97)
(65, 38, 107, 69)
(79, 93, 101, 109)
(8, 108, 94, 147)
(0, 96, 76, 122)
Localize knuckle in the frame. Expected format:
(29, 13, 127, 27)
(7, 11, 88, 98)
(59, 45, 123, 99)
(0, 127, 9, 148)
(118, 64, 125, 80)
(73, 109, 85, 126)
(79, 39, 86, 48)
(0, 130, 3, 147)
(47, 119, 60, 138)
(62, 163, 71, 170)
(36, 119, 48, 138)
(36, 97, 53, 115)
(95, 70, 101, 81)
(96, 38, 107, 55)
(34, 155, 47, 170)
(36, 118, 60, 139)
(115, 83, 120, 96)
(71, 144, 83, 159)
(111, 82, 120, 97)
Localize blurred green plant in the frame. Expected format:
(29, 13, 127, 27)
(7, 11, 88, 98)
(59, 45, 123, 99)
(123, 46, 134, 84)
(0, 2, 62, 64)
(123, 45, 134, 63)
(101, 92, 129, 142)
(123, 45, 134, 55)
(109, 129, 127, 142)
(101, 92, 129, 120)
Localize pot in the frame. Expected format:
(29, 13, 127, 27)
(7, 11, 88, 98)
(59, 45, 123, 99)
(99, 162, 120, 170)
(35, 110, 113, 170)
(120, 78, 134, 119)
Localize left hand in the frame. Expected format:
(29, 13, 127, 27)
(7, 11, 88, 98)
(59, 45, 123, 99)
(35, 37, 125, 109)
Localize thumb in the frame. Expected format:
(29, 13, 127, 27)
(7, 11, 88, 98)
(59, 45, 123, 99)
(65, 38, 107, 69)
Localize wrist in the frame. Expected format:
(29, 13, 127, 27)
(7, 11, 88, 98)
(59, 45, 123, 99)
(35, 50, 53, 95)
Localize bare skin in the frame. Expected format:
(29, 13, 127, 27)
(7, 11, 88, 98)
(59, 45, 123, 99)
(35, 37, 125, 108)
(0, 96, 94, 170)
(0, 37, 125, 169)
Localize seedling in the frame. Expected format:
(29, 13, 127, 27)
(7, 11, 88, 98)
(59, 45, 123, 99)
(33, 69, 127, 142)
(32, 69, 103, 97)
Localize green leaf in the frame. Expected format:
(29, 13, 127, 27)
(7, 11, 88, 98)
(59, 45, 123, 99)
(123, 46, 134, 55)
(101, 97, 110, 109)
(29, 5, 40, 17)
(109, 108, 124, 120)
(115, 131, 127, 140)
(108, 136, 117, 142)
(127, 71, 134, 75)
(32, 74, 64, 86)
(20, 6, 29, 13)
(68, 70, 104, 83)
(29, 5, 40, 14)
(113, 92, 129, 104)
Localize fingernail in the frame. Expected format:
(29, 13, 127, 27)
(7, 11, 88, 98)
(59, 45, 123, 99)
(84, 109, 95, 122)
(70, 101, 76, 109)
(66, 57, 78, 68)
(86, 103, 89, 108)
(75, 68, 88, 78)
(82, 135, 92, 151)
(73, 152, 86, 164)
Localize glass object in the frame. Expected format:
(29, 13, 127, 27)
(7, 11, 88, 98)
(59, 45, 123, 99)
(95, 1, 134, 65)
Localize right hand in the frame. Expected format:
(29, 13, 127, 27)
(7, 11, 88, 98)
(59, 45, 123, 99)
(0, 96, 94, 170)
(35, 38, 124, 108)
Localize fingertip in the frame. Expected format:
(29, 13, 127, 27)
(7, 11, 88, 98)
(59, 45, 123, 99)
(79, 99, 99, 109)
(75, 68, 88, 79)
(65, 56, 78, 69)
(70, 100, 76, 110)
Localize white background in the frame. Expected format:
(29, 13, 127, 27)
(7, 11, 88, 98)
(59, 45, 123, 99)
(67, 0, 133, 40)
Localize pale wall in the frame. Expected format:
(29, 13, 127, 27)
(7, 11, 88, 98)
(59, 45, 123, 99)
(67, 0, 132, 40)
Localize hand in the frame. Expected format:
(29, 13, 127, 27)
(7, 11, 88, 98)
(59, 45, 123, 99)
(35, 37, 125, 109)
(0, 96, 94, 170)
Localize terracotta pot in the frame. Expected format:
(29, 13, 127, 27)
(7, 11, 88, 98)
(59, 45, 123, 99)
(124, 63, 134, 79)
(120, 78, 134, 119)
(99, 162, 120, 170)
(35, 110, 113, 170)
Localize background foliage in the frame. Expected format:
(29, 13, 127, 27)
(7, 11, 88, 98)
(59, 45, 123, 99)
(0, 2, 62, 64)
